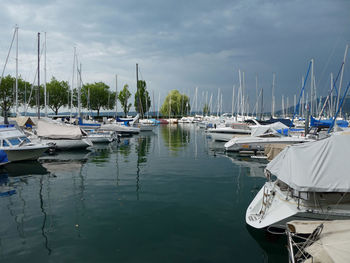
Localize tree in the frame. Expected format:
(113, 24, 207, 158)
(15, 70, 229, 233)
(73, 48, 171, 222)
(0, 75, 15, 121)
(160, 90, 190, 117)
(203, 103, 210, 116)
(134, 80, 151, 119)
(45, 77, 69, 115)
(81, 82, 114, 116)
(118, 84, 132, 117)
(0, 75, 31, 120)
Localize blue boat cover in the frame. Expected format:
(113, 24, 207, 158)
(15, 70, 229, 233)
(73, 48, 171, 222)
(310, 116, 348, 128)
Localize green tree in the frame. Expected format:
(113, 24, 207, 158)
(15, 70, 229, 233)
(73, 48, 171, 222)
(118, 84, 132, 117)
(45, 77, 69, 115)
(81, 82, 114, 116)
(0, 75, 15, 121)
(203, 103, 210, 116)
(0, 75, 32, 119)
(134, 80, 151, 119)
(160, 90, 190, 117)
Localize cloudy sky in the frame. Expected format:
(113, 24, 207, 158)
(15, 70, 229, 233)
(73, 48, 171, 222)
(0, 0, 349, 113)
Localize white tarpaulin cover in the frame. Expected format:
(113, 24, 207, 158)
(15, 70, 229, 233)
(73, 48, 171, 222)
(287, 220, 350, 263)
(250, 122, 287, 137)
(266, 132, 350, 192)
(37, 120, 83, 139)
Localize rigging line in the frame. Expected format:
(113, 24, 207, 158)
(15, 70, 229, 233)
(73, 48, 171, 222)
(0, 27, 17, 87)
(318, 62, 344, 119)
(328, 79, 350, 133)
(317, 37, 341, 94)
(24, 40, 46, 113)
(290, 60, 312, 128)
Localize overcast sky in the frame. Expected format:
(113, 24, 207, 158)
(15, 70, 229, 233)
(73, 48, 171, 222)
(0, 0, 349, 113)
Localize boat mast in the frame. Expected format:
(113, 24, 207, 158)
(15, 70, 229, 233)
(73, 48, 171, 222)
(231, 85, 235, 117)
(136, 63, 143, 118)
(310, 59, 314, 117)
(70, 47, 76, 120)
(238, 69, 242, 117)
(272, 73, 275, 118)
(152, 90, 155, 118)
(336, 45, 349, 118)
(157, 92, 160, 119)
(78, 63, 82, 119)
(37, 32, 40, 119)
(44, 32, 47, 117)
(115, 74, 118, 118)
(15, 25, 19, 116)
(255, 74, 258, 118)
(216, 88, 220, 117)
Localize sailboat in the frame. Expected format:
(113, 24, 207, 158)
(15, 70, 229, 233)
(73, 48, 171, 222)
(35, 119, 93, 150)
(224, 122, 312, 153)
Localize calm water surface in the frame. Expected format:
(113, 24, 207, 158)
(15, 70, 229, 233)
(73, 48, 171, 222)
(0, 125, 286, 262)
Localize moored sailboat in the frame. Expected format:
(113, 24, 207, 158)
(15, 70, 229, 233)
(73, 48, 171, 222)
(246, 131, 350, 229)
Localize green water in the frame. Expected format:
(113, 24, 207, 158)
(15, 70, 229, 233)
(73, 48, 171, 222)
(0, 125, 286, 262)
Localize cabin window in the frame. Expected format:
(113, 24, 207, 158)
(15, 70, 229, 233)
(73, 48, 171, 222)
(8, 138, 21, 146)
(3, 140, 9, 147)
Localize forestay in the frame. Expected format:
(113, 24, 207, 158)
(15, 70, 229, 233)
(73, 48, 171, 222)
(266, 132, 350, 192)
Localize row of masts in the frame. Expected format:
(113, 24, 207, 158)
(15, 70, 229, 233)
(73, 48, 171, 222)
(3, 27, 349, 121)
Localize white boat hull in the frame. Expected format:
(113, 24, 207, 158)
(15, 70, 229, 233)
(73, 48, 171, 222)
(40, 138, 93, 150)
(225, 136, 312, 152)
(246, 181, 350, 229)
(100, 124, 140, 134)
(4, 145, 48, 162)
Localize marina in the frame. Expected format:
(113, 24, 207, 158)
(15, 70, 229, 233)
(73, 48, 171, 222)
(0, 124, 287, 262)
(1, 1, 350, 261)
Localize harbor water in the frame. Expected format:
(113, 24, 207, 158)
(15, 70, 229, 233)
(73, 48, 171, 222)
(0, 125, 286, 262)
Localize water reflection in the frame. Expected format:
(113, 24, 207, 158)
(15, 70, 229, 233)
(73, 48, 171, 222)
(2, 161, 48, 177)
(246, 225, 287, 262)
(160, 125, 190, 153)
(118, 138, 132, 162)
(40, 151, 90, 174)
(39, 175, 52, 255)
(223, 153, 266, 178)
(135, 134, 152, 200)
(0, 173, 16, 196)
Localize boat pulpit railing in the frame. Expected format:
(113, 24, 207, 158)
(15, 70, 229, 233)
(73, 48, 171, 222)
(264, 169, 271, 181)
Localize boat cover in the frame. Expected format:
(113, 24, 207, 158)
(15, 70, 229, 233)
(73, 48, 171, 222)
(266, 132, 350, 192)
(10, 116, 35, 127)
(250, 122, 287, 137)
(287, 220, 350, 263)
(264, 144, 289, 161)
(37, 120, 83, 139)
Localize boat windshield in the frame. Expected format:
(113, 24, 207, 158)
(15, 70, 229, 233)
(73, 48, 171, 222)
(8, 138, 21, 146)
(20, 136, 30, 143)
(2, 140, 9, 147)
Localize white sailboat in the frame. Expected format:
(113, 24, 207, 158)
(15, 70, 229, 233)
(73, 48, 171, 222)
(35, 119, 93, 150)
(246, 131, 350, 229)
(224, 122, 312, 152)
(100, 115, 140, 134)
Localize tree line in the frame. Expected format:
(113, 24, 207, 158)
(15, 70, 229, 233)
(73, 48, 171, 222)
(0, 74, 196, 119)
(0, 75, 153, 118)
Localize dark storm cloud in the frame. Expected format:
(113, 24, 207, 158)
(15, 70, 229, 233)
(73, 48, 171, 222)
(0, 0, 349, 112)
